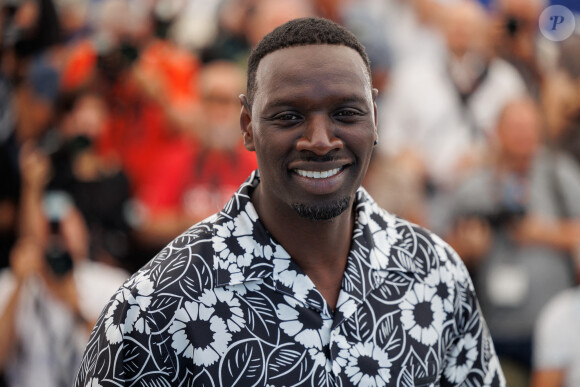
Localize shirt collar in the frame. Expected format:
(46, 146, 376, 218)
(212, 170, 417, 292)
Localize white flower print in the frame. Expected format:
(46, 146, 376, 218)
(273, 257, 320, 308)
(483, 354, 505, 387)
(198, 288, 245, 333)
(121, 304, 151, 335)
(291, 273, 316, 301)
(234, 203, 274, 260)
(425, 266, 455, 313)
(331, 333, 351, 375)
(169, 301, 232, 367)
(85, 378, 102, 387)
(433, 240, 463, 284)
(125, 272, 155, 309)
(344, 342, 392, 387)
(276, 302, 332, 350)
(214, 220, 253, 267)
(122, 304, 143, 334)
(216, 260, 245, 286)
(272, 251, 296, 289)
(444, 333, 479, 383)
(226, 280, 261, 296)
(431, 234, 449, 260)
(104, 298, 124, 344)
(336, 297, 358, 321)
(400, 283, 445, 346)
(103, 272, 155, 344)
(308, 347, 332, 371)
(359, 206, 401, 270)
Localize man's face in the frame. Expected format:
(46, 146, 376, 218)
(241, 44, 378, 221)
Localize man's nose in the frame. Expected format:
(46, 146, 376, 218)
(296, 114, 343, 155)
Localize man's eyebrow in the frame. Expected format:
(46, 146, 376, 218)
(334, 95, 370, 105)
(263, 97, 296, 109)
(264, 94, 370, 109)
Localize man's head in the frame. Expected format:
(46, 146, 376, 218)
(441, 0, 488, 59)
(496, 97, 542, 171)
(245, 17, 372, 109)
(245, 0, 315, 48)
(198, 61, 246, 150)
(240, 17, 377, 222)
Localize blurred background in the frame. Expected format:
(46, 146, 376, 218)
(0, 0, 579, 386)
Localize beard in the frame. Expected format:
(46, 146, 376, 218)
(291, 196, 351, 221)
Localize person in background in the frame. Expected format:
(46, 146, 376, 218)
(244, 0, 315, 47)
(0, 58, 60, 270)
(134, 60, 257, 252)
(49, 88, 135, 270)
(0, 143, 128, 387)
(541, 34, 580, 167)
(445, 97, 580, 386)
(532, 253, 580, 387)
(374, 0, 526, 229)
(532, 37, 580, 381)
(490, 0, 557, 99)
(0, 0, 64, 270)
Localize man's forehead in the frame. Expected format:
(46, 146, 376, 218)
(255, 44, 371, 87)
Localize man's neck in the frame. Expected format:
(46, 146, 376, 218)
(251, 186, 355, 309)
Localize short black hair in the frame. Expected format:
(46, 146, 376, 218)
(246, 17, 372, 107)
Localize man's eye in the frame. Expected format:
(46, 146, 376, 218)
(335, 110, 361, 119)
(274, 113, 301, 121)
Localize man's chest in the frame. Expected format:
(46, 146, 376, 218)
(165, 275, 455, 386)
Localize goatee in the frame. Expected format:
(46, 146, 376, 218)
(291, 197, 351, 221)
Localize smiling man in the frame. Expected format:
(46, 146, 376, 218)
(74, 18, 504, 386)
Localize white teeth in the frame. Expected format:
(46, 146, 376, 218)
(296, 167, 341, 179)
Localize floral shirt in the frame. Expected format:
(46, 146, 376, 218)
(74, 171, 504, 387)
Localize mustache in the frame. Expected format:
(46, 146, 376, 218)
(296, 152, 342, 163)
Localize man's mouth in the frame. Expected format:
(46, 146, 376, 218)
(294, 167, 342, 179)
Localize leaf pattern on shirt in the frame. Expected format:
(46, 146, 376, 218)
(75, 171, 505, 386)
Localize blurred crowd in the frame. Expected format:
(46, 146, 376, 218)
(0, 0, 579, 386)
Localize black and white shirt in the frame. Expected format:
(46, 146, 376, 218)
(75, 171, 504, 386)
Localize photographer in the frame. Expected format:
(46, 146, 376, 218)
(0, 144, 127, 387)
(490, 0, 556, 99)
(445, 97, 580, 385)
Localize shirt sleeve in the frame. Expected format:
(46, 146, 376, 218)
(73, 277, 176, 386)
(440, 249, 506, 386)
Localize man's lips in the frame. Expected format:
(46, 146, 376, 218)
(287, 160, 352, 195)
(294, 167, 343, 179)
(288, 157, 352, 177)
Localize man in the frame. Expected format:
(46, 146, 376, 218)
(533, 276, 580, 387)
(376, 0, 525, 230)
(74, 17, 504, 386)
(134, 61, 257, 251)
(445, 98, 580, 384)
(0, 145, 128, 387)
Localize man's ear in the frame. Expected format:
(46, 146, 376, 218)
(372, 88, 379, 143)
(239, 94, 255, 152)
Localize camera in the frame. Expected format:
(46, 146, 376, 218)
(484, 206, 527, 229)
(45, 220, 73, 276)
(95, 39, 140, 83)
(504, 15, 527, 38)
(43, 191, 74, 276)
(38, 132, 92, 191)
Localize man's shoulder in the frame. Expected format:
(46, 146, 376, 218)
(94, 216, 223, 342)
(124, 215, 221, 297)
(396, 216, 467, 279)
(360, 192, 468, 283)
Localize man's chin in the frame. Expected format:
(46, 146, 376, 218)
(291, 197, 351, 221)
